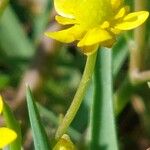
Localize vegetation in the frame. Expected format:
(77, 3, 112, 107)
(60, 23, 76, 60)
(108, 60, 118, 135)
(0, 0, 150, 149)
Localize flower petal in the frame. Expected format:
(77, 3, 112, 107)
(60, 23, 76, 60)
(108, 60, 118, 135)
(45, 25, 84, 43)
(115, 11, 149, 30)
(54, 0, 79, 18)
(0, 96, 3, 114)
(55, 15, 76, 25)
(78, 28, 113, 47)
(0, 127, 17, 148)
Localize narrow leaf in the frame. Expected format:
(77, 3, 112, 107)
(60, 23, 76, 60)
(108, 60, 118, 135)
(26, 87, 51, 150)
(90, 48, 118, 150)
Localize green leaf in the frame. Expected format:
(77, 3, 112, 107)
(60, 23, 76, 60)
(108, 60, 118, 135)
(3, 101, 22, 150)
(90, 48, 118, 150)
(26, 87, 51, 150)
(0, 6, 35, 58)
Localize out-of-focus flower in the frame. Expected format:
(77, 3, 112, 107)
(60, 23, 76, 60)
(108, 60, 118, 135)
(53, 134, 76, 150)
(45, 0, 149, 55)
(0, 96, 17, 149)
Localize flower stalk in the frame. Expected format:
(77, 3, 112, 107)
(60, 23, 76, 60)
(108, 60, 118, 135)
(46, 0, 149, 143)
(55, 50, 97, 140)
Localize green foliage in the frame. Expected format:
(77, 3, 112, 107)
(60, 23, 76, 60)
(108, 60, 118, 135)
(112, 36, 129, 79)
(26, 87, 51, 150)
(0, 6, 35, 58)
(37, 103, 81, 142)
(90, 49, 118, 150)
(0, 0, 149, 149)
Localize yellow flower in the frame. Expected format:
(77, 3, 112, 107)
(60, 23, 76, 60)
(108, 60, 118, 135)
(45, 0, 149, 55)
(53, 134, 76, 150)
(0, 96, 17, 149)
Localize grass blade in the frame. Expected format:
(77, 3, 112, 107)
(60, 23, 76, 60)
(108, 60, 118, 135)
(26, 87, 51, 150)
(90, 48, 118, 150)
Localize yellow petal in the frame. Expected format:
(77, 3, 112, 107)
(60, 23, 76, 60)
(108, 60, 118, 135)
(0, 96, 3, 114)
(111, 0, 123, 10)
(115, 11, 149, 30)
(55, 15, 76, 25)
(0, 127, 17, 148)
(54, 0, 79, 18)
(78, 28, 113, 47)
(45, 25, 84, 43)
(80, 44, 99, 55)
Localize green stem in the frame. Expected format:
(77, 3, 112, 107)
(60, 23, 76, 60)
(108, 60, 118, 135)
(55, 51, 97, 140)
(90, 48, 118, 150)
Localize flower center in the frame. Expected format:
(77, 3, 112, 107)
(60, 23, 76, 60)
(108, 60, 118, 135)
(75, 0, 113, 29)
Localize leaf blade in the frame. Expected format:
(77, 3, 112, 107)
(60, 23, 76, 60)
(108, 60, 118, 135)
(26, 87, 51, 150)
(90, 48, 118, 150)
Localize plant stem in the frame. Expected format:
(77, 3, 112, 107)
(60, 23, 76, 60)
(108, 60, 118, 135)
(55, 51, 97, 140)
(90, 48, 118, 150)
(37, 103, 81, 141)
(129, 0, 150, 85)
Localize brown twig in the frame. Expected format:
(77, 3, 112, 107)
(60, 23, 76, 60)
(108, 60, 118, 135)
(129, 0, 150, 85)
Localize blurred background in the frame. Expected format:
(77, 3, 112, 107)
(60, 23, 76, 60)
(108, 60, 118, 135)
(0, 0, 150, 149)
